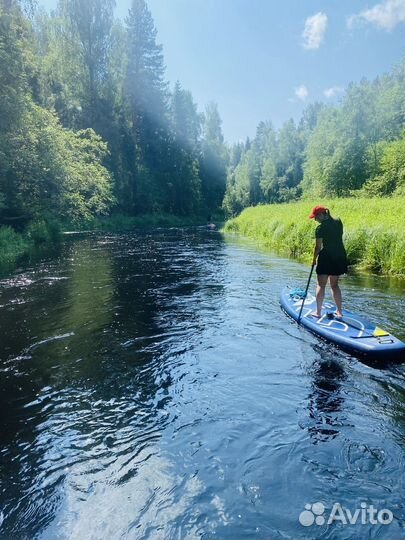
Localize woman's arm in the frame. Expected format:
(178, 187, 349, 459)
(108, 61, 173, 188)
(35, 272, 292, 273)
(312, 238, 322, 266)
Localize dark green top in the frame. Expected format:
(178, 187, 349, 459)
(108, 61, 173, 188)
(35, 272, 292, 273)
(315, 217, 346, 260)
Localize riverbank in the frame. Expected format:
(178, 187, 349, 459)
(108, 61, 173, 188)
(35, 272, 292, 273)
(223, 197, 405, 277)
(0, 212, 222, 267)
(0, 219, 61, 267)
(81, 212, 219, 231)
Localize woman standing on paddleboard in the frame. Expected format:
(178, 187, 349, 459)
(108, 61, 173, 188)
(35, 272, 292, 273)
(310, 206, 348, 319)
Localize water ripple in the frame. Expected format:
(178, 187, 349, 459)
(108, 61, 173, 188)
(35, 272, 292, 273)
(0, 229, 405, 539)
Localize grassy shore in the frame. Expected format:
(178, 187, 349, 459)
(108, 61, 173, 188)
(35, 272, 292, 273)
(223, 198, 405, 277)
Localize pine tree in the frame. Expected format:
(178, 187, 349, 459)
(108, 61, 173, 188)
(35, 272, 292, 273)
(61, 0, 116, 126)
(168, 81, 202, 215)
(200, 102, 228, 216)
(0, 0, 31, 217)
(124, 0, 169, 213)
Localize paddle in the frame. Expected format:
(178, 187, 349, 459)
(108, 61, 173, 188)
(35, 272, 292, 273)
(297, 264, 315, 325)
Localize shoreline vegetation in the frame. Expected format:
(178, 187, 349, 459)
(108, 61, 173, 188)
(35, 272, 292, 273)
(0, 213, 221, 267)
(223, 198, 405, 277)
(1, 1, 228, 266)
(1, 2, 404, 278)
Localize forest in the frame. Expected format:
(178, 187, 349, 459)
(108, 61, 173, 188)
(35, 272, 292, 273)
(1, 0, 228, 235)
(224, 66, 405, 215)
(1, 0, 404, 243)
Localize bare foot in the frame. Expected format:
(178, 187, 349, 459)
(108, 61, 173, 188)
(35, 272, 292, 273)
(334, 311, 343, 319)
(310, 311, 321, 318)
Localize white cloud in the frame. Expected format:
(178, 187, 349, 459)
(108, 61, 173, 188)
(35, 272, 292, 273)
(295, 85, 309, 101)
(323, 86, 344, 99)
(302, 12, 328, 49)
(348, 0, 405, 30)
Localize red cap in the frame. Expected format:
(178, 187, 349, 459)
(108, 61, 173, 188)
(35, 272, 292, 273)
(309, 205, 328, 219)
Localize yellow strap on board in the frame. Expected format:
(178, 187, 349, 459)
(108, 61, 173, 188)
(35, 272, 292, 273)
(373, 327, 390, 337)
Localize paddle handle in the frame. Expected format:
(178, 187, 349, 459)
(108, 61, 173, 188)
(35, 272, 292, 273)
(297, 264, 315, 325)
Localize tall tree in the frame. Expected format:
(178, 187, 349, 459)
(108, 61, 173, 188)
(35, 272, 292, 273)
(258, 123, 278, 202)
(200, 102, 228, 216)
(0, 0, 32, 217)
(59, 0, 116, 127)
(168, 81, 202, 215)
(34, 7, 85, 128)
(228, 141, 244, 170)
(124, 0, 169, 213)
(276, 119, 304, 200)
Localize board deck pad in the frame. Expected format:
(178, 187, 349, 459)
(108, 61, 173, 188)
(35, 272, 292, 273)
(280, 286, 405, 359)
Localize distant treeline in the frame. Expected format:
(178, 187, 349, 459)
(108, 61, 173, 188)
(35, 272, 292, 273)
(224, 61, 405, 215)
(1, 0, 404, 235)
(0, 0, 228, 228)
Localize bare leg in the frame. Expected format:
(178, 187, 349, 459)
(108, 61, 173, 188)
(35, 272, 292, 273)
(329, 275, 343, 317)
(313, 274, 328, 317)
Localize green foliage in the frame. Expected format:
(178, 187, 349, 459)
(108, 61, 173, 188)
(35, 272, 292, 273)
(2, 0, 405, 263)
(224, 197, 405, 277)
(25, 217, 61, 242)
(122, 0, 170, 213)
(0, 1, 112, 238)
(62, 0, 116, 102)
(1, 99, 114, 223)
(0, 226, 28, 264)
(0, 1, 31, 182)
(200, 102, 228, 215)
(59, 128, 115, 222)
(25, 219, 53, 243)
(223, 161, 251, 216)
(361, 132, 405, 196)
(303, 66, 405, 198)
(27, 0, 225, 221)
(167, 81, 202, 215)
(224, 118, 307, 215)
(87, 212, 208, 230)
(225, 60, 405, 215)
(34, 8, 85, 126)
(0, 217, 60, 266)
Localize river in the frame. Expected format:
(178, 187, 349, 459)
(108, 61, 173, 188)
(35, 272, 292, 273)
(1, 228, 405, 539)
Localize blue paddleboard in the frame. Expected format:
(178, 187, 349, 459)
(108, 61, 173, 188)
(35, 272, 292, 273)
(280, 286, 405, 359)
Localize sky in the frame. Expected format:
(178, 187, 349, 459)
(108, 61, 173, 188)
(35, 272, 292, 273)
(38, 0, 405, 143)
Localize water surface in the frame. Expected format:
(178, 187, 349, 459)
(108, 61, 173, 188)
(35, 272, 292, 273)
(1, 228, 405, 539)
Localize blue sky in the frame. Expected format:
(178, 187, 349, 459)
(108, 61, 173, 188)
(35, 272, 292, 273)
(38, 0, 405, 143)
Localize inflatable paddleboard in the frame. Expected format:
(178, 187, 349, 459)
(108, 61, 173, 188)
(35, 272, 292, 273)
(280, 286, 405, 359)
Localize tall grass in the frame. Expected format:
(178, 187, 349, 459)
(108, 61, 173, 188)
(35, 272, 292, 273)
(223, 197, 405, 277)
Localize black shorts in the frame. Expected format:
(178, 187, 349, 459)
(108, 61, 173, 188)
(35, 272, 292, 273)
(316, 250, 348, 276)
